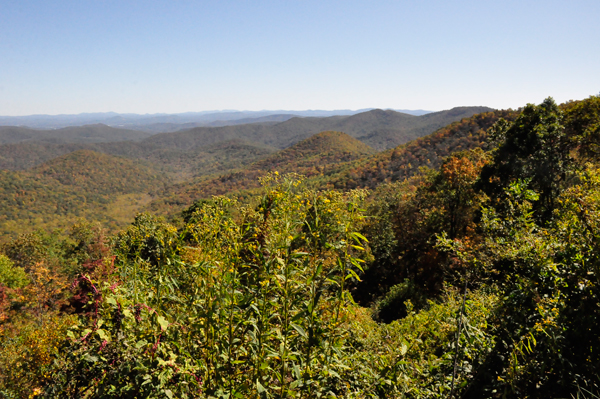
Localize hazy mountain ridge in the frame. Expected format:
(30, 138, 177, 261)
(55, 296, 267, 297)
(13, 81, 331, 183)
(0, 105, 494, 235)
(0, 109, 379, 129)
(0, 107, 487, 170)
(125, 114, 298, 134)
(143, 106, 493, 151)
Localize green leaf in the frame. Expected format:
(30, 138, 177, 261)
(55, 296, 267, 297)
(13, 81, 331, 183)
(346, 268, 362, 282)
(84, 354, 98, 363)
(292, 251, 308, 258)
(350, 231, 368, 243)
(291, 323, 307, 338)
(136, 339, 148, 349)
(257, 380, 267, 394)
(157, 315, 169, 331)
(315, 262, 323, 277)
(97, 328, 110, 342)
(400, 343, 408, 356)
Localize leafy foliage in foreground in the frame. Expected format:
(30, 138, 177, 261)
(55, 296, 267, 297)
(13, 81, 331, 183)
(0, 175, 497, 398)
(51, 177, 378, 397)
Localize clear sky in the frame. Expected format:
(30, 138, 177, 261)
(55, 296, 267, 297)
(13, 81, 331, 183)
(1, 0, 598, 116)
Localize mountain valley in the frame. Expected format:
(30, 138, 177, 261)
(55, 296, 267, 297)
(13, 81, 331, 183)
(0, 106, 492, 236)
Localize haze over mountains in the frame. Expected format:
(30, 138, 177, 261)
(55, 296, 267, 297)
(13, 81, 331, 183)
(0, 104, 493, 236)
(143, 107, 493, 151)
(0, 108, 432, 130)
(0, 107, 491, 173)
(0, 106, 491, 148)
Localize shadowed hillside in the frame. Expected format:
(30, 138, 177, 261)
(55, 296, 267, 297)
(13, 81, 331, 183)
(0, 142, 92, 170)
(328, 106, 493, 149)
(31, 150, 167, 194)
(181, 140, 278, 178)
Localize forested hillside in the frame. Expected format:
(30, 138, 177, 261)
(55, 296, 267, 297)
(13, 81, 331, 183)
(0, 150, 170, 236)
(143, 106, 491, 151)
(147, 131, 376, 214)
(0, 124, 152, 144)
(143, 111, 511, 215)
(330, 109, 518, 190)
(1, 96, 600, 397)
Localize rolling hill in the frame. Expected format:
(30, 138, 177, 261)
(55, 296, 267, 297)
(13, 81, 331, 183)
(0, 138, 277, 180)
(147, 131, 376, 214)
(142, 106, 493, 151)
(0, 106, 490, 174)
(31, 150, 167, 195)
(146, 109, 514, 216)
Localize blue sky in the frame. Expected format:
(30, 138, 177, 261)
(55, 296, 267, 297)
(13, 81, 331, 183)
(1, 0, 598, 115)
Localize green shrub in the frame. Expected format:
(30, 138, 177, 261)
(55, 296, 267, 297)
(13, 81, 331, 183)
(0, 255, 29, 289)
(373, 279, 428, 323)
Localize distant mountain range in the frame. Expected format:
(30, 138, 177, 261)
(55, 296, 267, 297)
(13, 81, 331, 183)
(143, 107, 492, 151)
(0, 104, 496, 237)
(0, 109, 432, 130)
(0, 107, 492, 175)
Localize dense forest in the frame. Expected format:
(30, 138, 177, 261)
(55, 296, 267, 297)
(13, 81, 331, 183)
(1, 96, 600, 398)
(0, 107, 489, 237)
